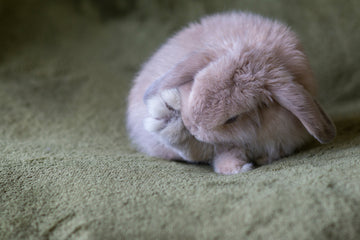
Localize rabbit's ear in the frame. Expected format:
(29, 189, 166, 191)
(270, 79, 336, 144)
(144, 51, 213, 101)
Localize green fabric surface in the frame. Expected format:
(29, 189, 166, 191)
(1, 0, 360, 239)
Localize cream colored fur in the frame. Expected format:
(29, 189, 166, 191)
(127, 11, 336, 174)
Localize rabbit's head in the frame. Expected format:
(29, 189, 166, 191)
(179, 47, 336, 146)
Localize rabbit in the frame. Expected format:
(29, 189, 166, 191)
(126, 11, 336, 175)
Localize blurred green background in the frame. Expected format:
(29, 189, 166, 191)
(1, 0, 360, 104)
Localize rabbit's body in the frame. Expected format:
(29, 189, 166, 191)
(127, 12, 336, 174)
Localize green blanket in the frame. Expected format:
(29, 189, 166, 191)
(1, 0, 359, 239)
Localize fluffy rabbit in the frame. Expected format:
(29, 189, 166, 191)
(127, 11, 336, 174)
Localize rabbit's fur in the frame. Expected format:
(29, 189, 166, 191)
(127, 12, 336, 174)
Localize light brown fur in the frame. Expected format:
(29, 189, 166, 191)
(127, 12, 336, 174)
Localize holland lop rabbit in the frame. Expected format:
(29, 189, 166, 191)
(127, 12, 336, 175)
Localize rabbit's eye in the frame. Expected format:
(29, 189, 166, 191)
(224, 115, 239, 125)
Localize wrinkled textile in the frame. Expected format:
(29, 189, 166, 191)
(1, 1, 359, 239)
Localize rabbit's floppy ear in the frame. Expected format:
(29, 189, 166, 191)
(144, 51, 213, 101)
(270, 78, 336, 144)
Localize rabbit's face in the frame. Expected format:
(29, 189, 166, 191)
(181, 51, 283, 144)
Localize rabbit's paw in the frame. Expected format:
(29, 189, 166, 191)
(214, 157, 254, 175)
(144, 89, 188, 144)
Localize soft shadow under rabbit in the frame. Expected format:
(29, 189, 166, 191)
(127, 11, 336, 175)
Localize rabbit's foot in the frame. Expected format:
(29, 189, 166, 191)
(144, 88, 214, 162)
(144, 89, 188, 144)
(213, 153, 254, 175)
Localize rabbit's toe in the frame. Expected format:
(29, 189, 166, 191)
(146, 95, 171, 120)
(241, 163, 254, 172)
(160, 88, 181, 111)
(144, 117, 166, 132)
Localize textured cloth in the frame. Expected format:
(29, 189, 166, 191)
(1, 1, 360, 239)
